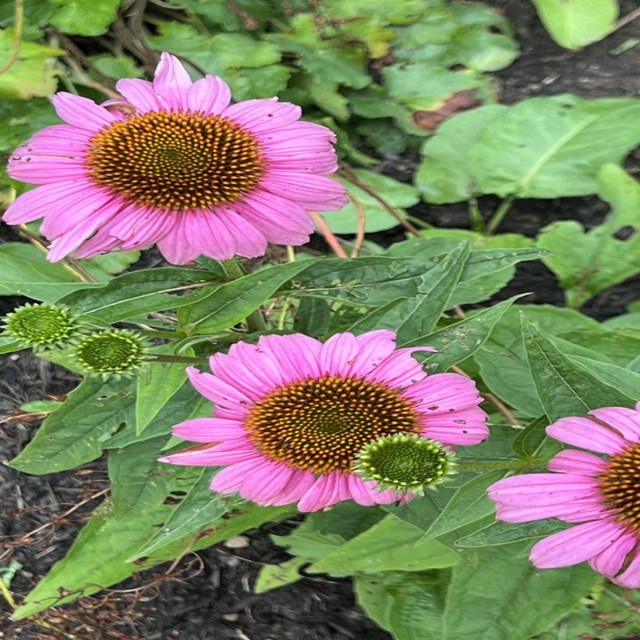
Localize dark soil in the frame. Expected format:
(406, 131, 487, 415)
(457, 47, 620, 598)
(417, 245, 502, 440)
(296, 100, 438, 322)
(2, 2, 640, 639)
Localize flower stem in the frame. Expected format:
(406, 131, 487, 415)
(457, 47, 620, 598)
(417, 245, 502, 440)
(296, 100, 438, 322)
(152, 354, 209, 365)
(220, 258, 267, 333)
(485, 196, 515, 235)
(457, 457, 540, 473)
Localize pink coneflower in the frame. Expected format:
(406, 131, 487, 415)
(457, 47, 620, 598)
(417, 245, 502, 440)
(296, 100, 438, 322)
(160, 330, 488, 512)
(4, 53, 346, 264)
(488, 405, 640, 587)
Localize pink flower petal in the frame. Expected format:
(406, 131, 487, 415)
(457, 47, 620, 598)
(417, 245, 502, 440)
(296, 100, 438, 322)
(115, 78, 163, 113)
(347, 330, 398, 377)
(222, 99, 302, 134)
(171, 417, 247, 442)
(487, 474, 601, 507)
(153, 52, 192, 107)
(237, 459, 296, 504)
(187, 75, 232, 114)
(51, 92, 119, 131)
(421, 406, 489, 446)
(160, 442, 258, 466)
(8, 146, 88, 185)
(367, 348, 429, 387)
(589, 530, 637, 578)
(589, 407, 640, 443)
(530, 520, 626, 568)
(297, 472, 351, 512)
(261, 172, 347, 211)
(612, 545, 640, 588)
(319, 332, 360, 376)
(495, 500, 607, 523)
(547, 417, 627, 455)
(26, 124, 91, 150)
(268, 470, 316, 506)
(256, 334, 323, 381)
(547, 449, 608, 476)
(186, 367, 253, 410)
(156, 215, 201, 264)
(408, 373, 483, 412)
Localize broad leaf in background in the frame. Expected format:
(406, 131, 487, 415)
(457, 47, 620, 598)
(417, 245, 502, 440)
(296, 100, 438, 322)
(416, 104, 508, 203)
(522, 315, 635, 422)
(530, 0, 618, 49)
(49, 0, 122, 36)
(442, 543, 601, 640)
(327, 168, 420, 234)
(464, 95, 640, 198)
(0, 31, 61, 99)
(538, 164, 640, 307)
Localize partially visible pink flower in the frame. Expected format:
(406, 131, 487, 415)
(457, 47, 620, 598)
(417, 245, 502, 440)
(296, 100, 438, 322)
(488, 404, 640, 587)
(160, 330, 488, 512)
(4, 52, 346, 264)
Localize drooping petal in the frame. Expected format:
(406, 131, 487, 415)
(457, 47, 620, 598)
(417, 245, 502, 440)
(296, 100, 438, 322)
(297, 472, 352, 512)
(589, 407, 640, 443)
(530, 520, 626, 568)
(589, 530, 637, 579)
(547, 417, 627, 455)
(612, 545, 640, 588)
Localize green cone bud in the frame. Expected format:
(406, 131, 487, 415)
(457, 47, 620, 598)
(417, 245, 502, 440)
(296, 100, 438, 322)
(353, 433, 456, 494)
(3, 303, 77, 348)
(74, 329, 147, 377)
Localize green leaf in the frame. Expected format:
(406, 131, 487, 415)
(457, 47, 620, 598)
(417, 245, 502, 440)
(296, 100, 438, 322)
(0, 243, 94, 301)
(530, 0, 618, 49)
(130, 469, 242, 559)
(254, 557, 308, 594)
(416, 104, 508, 204)
(50, 0, 122, 36)
(327, 169, 420, 234)
(12, 496, 294, 620)
(420, 471, 505, 543)
(57, 267, 219, 322)
(404, 297, 520, 373)
(356, 571, 448, 640)
(0, 334, 23, 354)
(0, 31, 61, 99)
(308, 515, 459, 576)
(469, 95, 640, 198)
(351, 242, 470, 339)
(522, 315, 635, 422)
(109, 437, 173, 520)
(443, 543, 600, 640)
(135, 355, 188, 436)
(8, 378, 135, 474)
(538, 164, 640, 307)
(455, 519, 568, 548)
(181, 261, 312, 333)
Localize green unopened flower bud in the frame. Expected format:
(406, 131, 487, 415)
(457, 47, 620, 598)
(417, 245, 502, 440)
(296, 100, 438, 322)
(74, 329, 147, 377)
(3, 303, 77, 348)
(353, 433, 456, 495)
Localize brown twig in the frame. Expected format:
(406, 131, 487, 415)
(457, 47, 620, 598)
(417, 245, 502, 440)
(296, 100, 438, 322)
(349, 192, 366, 258)
(611, 6, 640, 34)
(0, 0, 24, 77)
(340, 164, 424, 238)
(310, 212, 349, 258)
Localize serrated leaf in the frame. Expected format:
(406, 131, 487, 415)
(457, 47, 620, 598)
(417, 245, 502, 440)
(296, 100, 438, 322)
(443, 543, 600, 640)
(522, 315, 635, 422)
(254, 557, 307, 594)
(8, 378, 135, 474)
(308, 515, 458, 576)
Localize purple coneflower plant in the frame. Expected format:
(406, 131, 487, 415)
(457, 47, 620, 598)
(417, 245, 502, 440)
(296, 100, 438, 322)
(4, 53, 346, 263)
(161, 330, 488, 512)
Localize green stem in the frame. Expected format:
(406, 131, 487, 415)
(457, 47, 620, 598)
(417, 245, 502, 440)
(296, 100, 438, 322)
(468, 199, 485, 232)
(457, 457, 540, 473)
(485, 196, 515, 235)
(137, 329, 185, 340)
(220, 258, 267, 333)
(152, 354, 208, 365)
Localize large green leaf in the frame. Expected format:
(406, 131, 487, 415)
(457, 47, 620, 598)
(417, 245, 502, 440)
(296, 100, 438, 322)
(416, 104, 508, 204)
(468, 95, 640, 198)
(0, 243, 93, 301)
(58, 267, 219, 323)
(350, 242, 470, 340)
(8, 378, 135, 474)
(12, 497, 295, 620)
(522, 316, 635, 421)
(356, 571, 449, 640)
(308, 514, 458, 576)
(443, 543, 600, 640)
(530, 0, 618, 49)
(538, 164, 640, 307)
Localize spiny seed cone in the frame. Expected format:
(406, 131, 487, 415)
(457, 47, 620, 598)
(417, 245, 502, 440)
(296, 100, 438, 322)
(353, 433, 456, 495)
(3, 303, 77, 348)
(74, 329, 148, 377)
